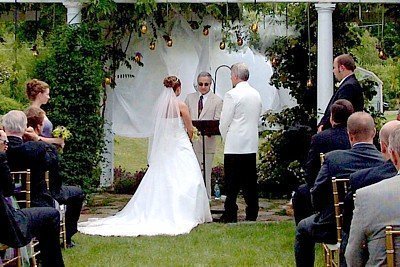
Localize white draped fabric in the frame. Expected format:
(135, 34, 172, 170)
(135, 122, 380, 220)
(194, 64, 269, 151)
(112, 15, 297, 137)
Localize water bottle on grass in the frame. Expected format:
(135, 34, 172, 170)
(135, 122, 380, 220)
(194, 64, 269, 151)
(214, 181, 221, 199)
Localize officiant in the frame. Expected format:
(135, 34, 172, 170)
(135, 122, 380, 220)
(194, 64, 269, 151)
(185, 72, 223, 199)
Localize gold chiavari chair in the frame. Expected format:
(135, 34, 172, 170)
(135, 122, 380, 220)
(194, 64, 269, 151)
(11, 170, 40, 267)
(322, 176, 349, 267)
(0, 243, 21, 267)
(386, 225, 400, 267)
(44, 171, 67, 249)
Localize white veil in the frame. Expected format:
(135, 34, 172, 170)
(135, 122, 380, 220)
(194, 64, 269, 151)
(147, 87, 181, 165)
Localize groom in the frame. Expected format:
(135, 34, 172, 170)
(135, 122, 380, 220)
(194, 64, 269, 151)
(219, 63, 262, 223)
(185, 72, 223, 198)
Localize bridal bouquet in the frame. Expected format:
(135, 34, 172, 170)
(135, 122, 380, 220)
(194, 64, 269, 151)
(52, 126, 72, 140)
(192, 126, 200, 141)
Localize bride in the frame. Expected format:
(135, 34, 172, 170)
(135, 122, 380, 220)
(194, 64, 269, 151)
(78, 76, 212, 236)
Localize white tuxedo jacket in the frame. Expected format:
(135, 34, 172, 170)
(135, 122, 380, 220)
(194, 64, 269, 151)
(219, 81, 262, 154)
(184, 91, 223, 154)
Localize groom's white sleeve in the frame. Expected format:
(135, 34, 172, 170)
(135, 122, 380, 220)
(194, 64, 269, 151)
(219, 93, 235, 140)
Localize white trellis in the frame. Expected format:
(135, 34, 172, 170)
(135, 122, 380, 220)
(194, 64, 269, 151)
(1, 0, 397, 186)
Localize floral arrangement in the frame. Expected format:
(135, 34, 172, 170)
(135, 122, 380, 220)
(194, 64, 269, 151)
(52, 126, 72, 140)
(192, 126, 200, 141)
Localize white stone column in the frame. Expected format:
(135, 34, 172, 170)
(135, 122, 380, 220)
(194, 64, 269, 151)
(100, 86, 115, 187)
(63, 0, 82, 25)
(315, 3, 336, 124)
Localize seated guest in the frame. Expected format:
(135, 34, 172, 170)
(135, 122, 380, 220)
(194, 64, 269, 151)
(0, 130, 64, 267)
(294, 112, 384, 267)
(293, 99, 353, 225)
(340, 120, 400, 266)
(343, 120, 400, 234)
(3, 110, 84, 248)
(345, 127, 400, 266)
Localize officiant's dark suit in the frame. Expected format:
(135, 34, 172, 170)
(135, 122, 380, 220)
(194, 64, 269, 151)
(294, 112, 384, 267)
(0, 152, 64, 267)
(293, 100, 353, 225)
(318, 54, 363, 131)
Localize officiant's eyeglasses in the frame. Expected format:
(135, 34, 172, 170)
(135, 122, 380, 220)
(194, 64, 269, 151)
(198, 82, 210, 87)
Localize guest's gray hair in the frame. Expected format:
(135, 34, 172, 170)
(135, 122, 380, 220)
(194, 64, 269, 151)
(231, 63, 249, 81)
(197, 72, 212, 82)
(2, 110, 27, 134)
(389, 128, 400, 155)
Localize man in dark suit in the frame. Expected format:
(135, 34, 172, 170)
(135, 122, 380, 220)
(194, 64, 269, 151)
(3, 110, 84, 248)
(339, 120, 400, 265)
(0, 131, 64, 267)
(293, 99, 353, 225)
(294, 112, 384, 267)
(318, 54, 364, 132)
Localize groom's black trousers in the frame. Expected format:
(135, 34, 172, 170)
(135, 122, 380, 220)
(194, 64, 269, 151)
(223, 153, 259, 221)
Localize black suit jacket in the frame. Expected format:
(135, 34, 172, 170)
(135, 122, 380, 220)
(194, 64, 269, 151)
(305, 125, 351, 186)
(6, 136, 53, 207)
(310, 143, 384, 227)
(318, 74, 364, 129)
(0, 152, 31, 247)
(342, 160, 397, 233)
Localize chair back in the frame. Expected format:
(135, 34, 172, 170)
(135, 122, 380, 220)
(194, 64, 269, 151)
(320, 153, 325, 166)
(331, 176, 349, 243)
(11, 170, 31, 208)
(0, 243, 21, 267)
(386, 225, 400, 267)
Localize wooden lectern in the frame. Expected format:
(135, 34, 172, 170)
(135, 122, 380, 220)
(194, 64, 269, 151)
(192, 120, 220, 185)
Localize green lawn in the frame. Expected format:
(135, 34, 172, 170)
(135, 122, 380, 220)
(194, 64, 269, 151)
(65, 222, 324, 266)
(114, 136, 225, 173)
(72, 130, 331, 266)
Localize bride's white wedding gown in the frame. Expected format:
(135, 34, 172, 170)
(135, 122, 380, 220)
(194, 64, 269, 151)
(78, 117, 212, 237)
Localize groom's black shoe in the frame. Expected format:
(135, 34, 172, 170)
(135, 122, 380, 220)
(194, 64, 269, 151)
(217, 214, 237, 223)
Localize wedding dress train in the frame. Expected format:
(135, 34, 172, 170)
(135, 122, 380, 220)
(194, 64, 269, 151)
(78, 116, 212, 237)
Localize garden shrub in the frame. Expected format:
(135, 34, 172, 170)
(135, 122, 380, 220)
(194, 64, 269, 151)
(0, 95, 24, 114)
(113, 166, 147, 194)
(33, 23, 106, 191)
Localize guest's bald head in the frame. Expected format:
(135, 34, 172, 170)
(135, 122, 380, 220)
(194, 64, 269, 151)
(347, 112, 376, 144)
(378, 120, 400, 159)
(379, 120, 400, 146)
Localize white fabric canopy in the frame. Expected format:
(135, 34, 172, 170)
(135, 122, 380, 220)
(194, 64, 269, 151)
(112, 15, 297, 138)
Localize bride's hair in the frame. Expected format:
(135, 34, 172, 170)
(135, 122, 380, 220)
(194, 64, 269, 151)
(163, 76, 181, 92)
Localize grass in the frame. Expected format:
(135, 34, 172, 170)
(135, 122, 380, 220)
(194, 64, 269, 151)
(385, 111, 397, 122)
(114, 136, 225, 173)
(64, 222, 324, 266)
(72, 129, 333, 266)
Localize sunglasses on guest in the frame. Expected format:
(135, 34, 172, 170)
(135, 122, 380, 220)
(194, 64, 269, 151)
(198, 82, 210, 87)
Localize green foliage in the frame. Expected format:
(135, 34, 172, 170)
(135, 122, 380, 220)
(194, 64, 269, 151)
(113, 166, 147, 194)
(33, 23, 106, 191)
(0, 28, 41, 105)
(0, 95, 24, 114)
(351, 29, 400, 109)
(257, 4, 392, 197)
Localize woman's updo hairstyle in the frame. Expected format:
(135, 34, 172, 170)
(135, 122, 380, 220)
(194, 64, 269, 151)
(163, 76, 181, 92)
(26, 79, 49, 101)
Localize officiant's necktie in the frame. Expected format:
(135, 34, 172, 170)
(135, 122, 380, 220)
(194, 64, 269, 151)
(198, 95, 203, 118)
